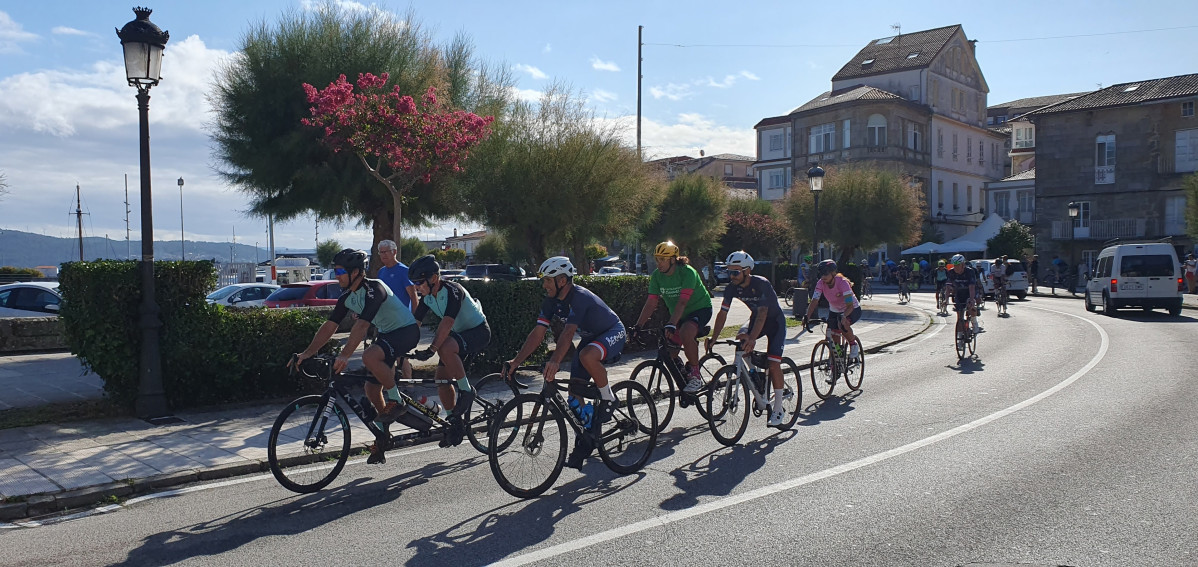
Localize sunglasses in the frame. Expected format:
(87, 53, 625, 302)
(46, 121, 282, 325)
(727, 269, 745, 276)
(411, 279, 427, 287)
(333, 268, 348, 276)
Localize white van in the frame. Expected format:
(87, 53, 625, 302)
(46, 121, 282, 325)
(1084, 242, 1183, 316)
(969, 258, 1030, 300)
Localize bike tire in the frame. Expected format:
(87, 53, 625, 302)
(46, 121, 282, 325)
(267, 394, 352, 494)
(810, 341, 836, 400)
(598, 381, 658, 474)
(861, 282, 872, 300)
(629, 360, 674, 434)
(968, 327, 977, 356)
(466, 372, 523, 455)
(844, 338, 865, 391)
(955, 321, 967, 360)
(777, 357, 802, 430)
(706, 366, 750, 446)
(488, 393, 567, 499)
(783, 288, 793, 307)
(695, 352, 726, 421)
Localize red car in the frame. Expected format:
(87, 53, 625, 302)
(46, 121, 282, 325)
(264, 281, 344, 308)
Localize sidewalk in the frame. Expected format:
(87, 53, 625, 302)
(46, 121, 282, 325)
(0, 297, 930, 522)
(868, 280, 1198, 310)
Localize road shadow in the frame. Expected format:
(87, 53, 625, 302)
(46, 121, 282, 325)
(109, 456, 486, 567)
(799, 389, 861, 426)
(1107, 311, 1196, 323)
(949, 355, 985, 374)
(657, 430, 794, 512)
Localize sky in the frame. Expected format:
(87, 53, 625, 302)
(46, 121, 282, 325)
(0, 0, 1195, 255)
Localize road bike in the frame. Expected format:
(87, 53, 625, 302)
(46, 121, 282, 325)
(898, 279, 911, 303)
(953, 299, 979, 360)
(994, 281, 1009, 317)
(705, 339, 801, 446)
(860, 278, 873, 300)
(628, 326, 726, 434)
(805, 317, 864, 399)
(781, 279, 799, 307)
(936, 285, 949, 314)
(266, 353, 523, 494)
(487, 372, 658, 498)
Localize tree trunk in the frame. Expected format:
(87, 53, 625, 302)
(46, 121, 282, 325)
(390, 188, 404, 260)
(370, 210, 391, 277)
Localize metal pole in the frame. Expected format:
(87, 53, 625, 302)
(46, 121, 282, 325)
(813, 192, 821, 262)
(135, 88, 168, 418)
(178, 177, 184, 259)
(636, 25, 642, 161)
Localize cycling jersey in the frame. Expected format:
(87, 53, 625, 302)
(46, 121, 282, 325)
(935, 268, 949, 282)
(537, 285, 621, 341)
(648, 264, 712, 318)
(329, 278, 417, 333)
(946, 267, 979, 298)
(896, 267, 911, 282)
(720, 274, 785, 331)
(413, 280, 487, 333)
(812, 274, 857, 313)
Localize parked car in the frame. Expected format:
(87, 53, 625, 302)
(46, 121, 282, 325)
(593, 266, 628, 276)
(206, 283, 280, 308)
(264, 281, 343, 308)
(1084, 242, 1183, 316)
(440, 268, 465, 282)
(0, 282, 61, 318)
(969, 259, 1029, 300)
(461, 264, 524, 282)
(701, 262, 729, 284)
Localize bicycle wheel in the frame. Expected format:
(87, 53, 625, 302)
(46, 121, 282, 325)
(861, 281, 872, 300)
(706, 366, 750, 446)
(466, 372, 522, 455)
(954, 321, 967, 360)
(488, 393, 567, 499)
(809, 341, 836, 400)
(844, 338, 865, 391)
(267, 394, 352, 494)
(968, 327, 977, 356)
(629, 360, 674, 434)
(598, 381, 659, 474)
(776, 357, 802, 430)
(783, 287, 793, 307)
(694, 352, 727, 421)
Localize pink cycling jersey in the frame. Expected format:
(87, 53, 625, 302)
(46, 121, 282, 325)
(813, 275, 857, 313)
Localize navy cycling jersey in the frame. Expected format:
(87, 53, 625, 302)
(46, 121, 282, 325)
(946, 266, 979, 294)
(537, 285, 621, 339)
(720, 274, 785, 328)
(328, 278, 417, 333)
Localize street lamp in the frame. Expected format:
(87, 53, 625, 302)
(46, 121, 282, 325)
(117, 6, 170, 419)
(807, 163, 826, 261)
(177, 176, 184, 259)
(1066, 201, 1080, 294)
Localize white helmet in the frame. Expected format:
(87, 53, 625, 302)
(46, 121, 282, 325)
(951, 254, 966, 265)
(725, 250, 755, 270)
(539, 256, 576, 278)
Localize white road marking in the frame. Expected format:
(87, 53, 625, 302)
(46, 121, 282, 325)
(488, 305, 1109, 566)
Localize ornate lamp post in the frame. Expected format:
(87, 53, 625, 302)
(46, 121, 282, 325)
(807, 163, 826, 261)
(177, 176, 184, 259)
(1067, 201, 1080, 291)
(117, 7, 170, 418)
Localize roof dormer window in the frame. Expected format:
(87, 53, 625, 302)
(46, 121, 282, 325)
(1123, 85, 1140, 92)
(862, 58, 875, 66)
(907, 51, 919, 59)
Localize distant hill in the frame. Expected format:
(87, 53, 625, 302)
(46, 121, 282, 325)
(0, 229, 303, 269)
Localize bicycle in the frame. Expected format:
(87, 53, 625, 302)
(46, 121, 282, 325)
(1042, 272, 1077, 296)
(705, 339, 802, 446)
(994, 281, 1009, 317)
(781, 279, 799, 307)
(897, 279, 911, 303)
(860, 278, 873, 300)
(627, 326, 726, 434)
(805, 317, 864, 399)
(936, 285, 949, 314)
(487, 371, 658, 498)
(267, 353, 524, 494)
(953, 298, 978, 361)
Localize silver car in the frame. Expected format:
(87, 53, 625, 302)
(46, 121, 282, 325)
(206, 283, 280, 308)
(0, 282, 62, 317)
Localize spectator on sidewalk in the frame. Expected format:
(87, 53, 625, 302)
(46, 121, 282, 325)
(1029, 255, 1040, 293)
(1185, 253, 1197, 294)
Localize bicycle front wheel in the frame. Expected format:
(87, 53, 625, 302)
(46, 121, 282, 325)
(810, 341, 836, 400)
(861, 281, 873, 300)
(267, 394, 352, 494)
(466, 372, 522, 455)
(783, 288, 793, 307)
(954, 321, 968, 360)
(695, 352, 727, 421)
(968, 328, 977, 356)
(776, 357, 802, 430)
(629, 359, 674, 434)
(706, 366, 750, 446)
(844, 338, 865, 391)
(488, 393, 567, 499)
(598, 381, 658, 474)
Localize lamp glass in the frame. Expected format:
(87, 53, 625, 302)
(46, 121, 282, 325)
(809, 176, 823, 192)
(121, 42, 164, 86)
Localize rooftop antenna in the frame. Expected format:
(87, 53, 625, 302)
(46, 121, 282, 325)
(891, 23, 901, 36)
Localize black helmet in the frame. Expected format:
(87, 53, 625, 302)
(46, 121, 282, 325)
(817, 259, 838, 276)
(408, 254, 440, 282)
(332, 248, 367, 272)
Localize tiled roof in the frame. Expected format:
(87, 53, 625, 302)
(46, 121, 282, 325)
(706, 153, 756, 162)
(754, 115, 790, 128)
(990, 92, 1090, 114)
(1026, 73, 1198, 115)
(1000, 168, 1035, 182)
(832, 25, 961, 82)
(789, 85, 905, 114)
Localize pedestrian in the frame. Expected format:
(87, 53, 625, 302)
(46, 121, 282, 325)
(1029, 255, 1039, 294)
(375, 240, 418, 382)
(1185, 253, 1197, 294)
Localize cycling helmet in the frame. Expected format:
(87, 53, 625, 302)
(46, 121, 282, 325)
(654, 241, 680, 258)
(539, 256, 576, 278)
(937, 259, 946, 267)
(408, 254, 440, 282)
(817, 259, 838, 276)
(725, 250, 754, 270)
(332, 248, 367, 272)
(951, 254, 966, 265)
(900, 260, 908, 266)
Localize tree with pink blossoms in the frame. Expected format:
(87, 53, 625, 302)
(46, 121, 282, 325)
(302, 72, 494, 256)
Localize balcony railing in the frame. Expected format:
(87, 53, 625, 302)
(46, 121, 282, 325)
(1051, 218, 1158, 240)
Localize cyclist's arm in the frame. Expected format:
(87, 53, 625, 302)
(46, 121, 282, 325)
(634, 295, 660, 327)
(742, 306, 769, 350)
(430, 315, 455, 352)
(509, 324, 548, 370)
(805, 287, 823, 320)
(405, 285, 418, 311)
(707, 308, 729, 350)
(339, 318, 373, 364)
(297, 320, 340, 359)
(550, 324, 578, 365)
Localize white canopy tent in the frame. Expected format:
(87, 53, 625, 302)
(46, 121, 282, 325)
(901, 214, 1007, 256)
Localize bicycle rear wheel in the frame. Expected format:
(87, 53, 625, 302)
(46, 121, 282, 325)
(706, 366, 750, 446)
(267, 394, 352, 494)
(466, 373, 522, 455)
(598, 381, 658, 474)
(488, 393, 567, 499)
(783, 288, 793, 307)
(629, 359, 674, 434)
(810, 341, 836, 400)
(861, 281, 873, 300)
(776, 357, 802, 430)
(844, 338, 865, 391)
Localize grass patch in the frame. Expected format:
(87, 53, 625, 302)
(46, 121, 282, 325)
(0, 399, 128, 430)
(716, 317, 802, 339)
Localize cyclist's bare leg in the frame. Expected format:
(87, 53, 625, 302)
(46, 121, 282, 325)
(363, 344, 396, 412)
(767, 359, 783, 390)
(680, 319, 700, 370)
(578, 344, 609, 389)
(400, 357, 412, 380)
(436, 340, 464, 411)
(839, 317, 857, 347)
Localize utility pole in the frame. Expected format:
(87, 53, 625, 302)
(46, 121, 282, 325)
(637, 25, 643, 161)
(230, 225, 236, 263)
(124, 174, 131, 260)
(315, 218, 319, 250)
(268, 214, 277, 284)
(74, 184, 86, 261)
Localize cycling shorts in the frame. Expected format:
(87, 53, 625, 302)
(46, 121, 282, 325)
(739, 317, 787, 362)
(952, 290, 974, 312)
(827, 305, 862, 330)
(680, 307, 713, 329)
(438, 322, 491, 367)
(570, 323, 627, 380)
(936, 280, 947, 292)
(374, 324, 421, 367)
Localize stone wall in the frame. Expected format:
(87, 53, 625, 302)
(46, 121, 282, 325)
(0, 317, 68, 354)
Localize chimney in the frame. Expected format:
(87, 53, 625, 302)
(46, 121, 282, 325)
(699, 149, 705, 157)
(453, 228, 458, 237)
(968, 39, 977, 54)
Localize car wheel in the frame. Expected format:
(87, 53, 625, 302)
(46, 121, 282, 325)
(1084, 293, 1096, 312)
(1015, 292, 1026, 300)
(1103, 293, 1117, 317)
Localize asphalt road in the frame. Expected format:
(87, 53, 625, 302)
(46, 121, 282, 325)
(4, 293, 1196, 567)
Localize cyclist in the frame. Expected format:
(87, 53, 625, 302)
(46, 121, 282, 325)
(910, 258, 922, 287)
(289, 248, 420, 463)
(896, 260, 911, 292)
(408, 254, 491, 447)
(990, 256, 1010, 302)
(705, 251, 791, 428)
(802, 259, 861, 359)
(632, 241, 713, 393)
(375, 239, 418, 381)
(946, 254, 979, 335)
(934, 259, 950, 307)
(504, 256, 626, 469)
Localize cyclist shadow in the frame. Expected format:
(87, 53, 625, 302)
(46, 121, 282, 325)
(657, 431, 795, 513)
(799, 390, 861, 426)
(108, 457, 485, 567)
(404, 468, 644, 566)
(950, 356, 985, 374)
(646, 421, 721, 466)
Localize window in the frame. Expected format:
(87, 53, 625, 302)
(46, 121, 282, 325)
(937, 180, 944, 209)
(724, 164, 733, 176)
(843, 120, 851, 149)
(1184, 101, 1195, 117)
(952, 183, 959, 210)
(909, 124, 922, 151)
(967, 185, 973, 211)
(1095, 134, 1116, 184)
(1072, 201, 1091, 229)
(1014, 126, 1034, 148)
(952, 133, 958, 161)
(937, 128, 944, 157)
(978, 140, 985, 165)
(994, 191, 1010, 218)
(1166, 195, 1186, 234)
(1119, 255, 1174, 277)
(768, 134, 783, 151)
(867, 114, 887, 146)
(909, 85, 920, 101)
(769, 170, 785, 188)
(906, 51, 919, 59)
(967, 136, 972, 162)
(809, 123, 835, 153)
(1177, 129, 1198, 172)
(1017, 191, 1033, 216)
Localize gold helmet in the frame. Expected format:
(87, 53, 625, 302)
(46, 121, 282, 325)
(654, 241, 680, 258)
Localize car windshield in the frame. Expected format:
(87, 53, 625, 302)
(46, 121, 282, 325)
(206, 286, 239, 300)
(464, 265, 491, 277)
(1119, 255, 1174, 277)
(267, 287, 309, 301)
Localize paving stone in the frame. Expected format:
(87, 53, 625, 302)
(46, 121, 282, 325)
(145, 434, 246, 468)
(109, 440, 204, 475)
(14, 452, 115, 491)
(0, 457, 59, 497)
(69, 445, 160, 482)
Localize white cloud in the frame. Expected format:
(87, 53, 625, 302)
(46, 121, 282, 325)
(706, 75, 738, 88)
(514, 63, 547, 80)
(301, 0, 373, 13)
(591, 89, 617, 103)
(599, 112, 755, 161)
(0, 11, 38, 54)
(542, 43, 552, 54)
(511, 86, 541, 102)
(52, 26, 93, 37)
(740, 70, 760, 81)
(649, 83, 694, 101)
(590, 56, 620, 72)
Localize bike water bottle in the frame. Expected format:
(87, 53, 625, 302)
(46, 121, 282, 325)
(417, 395, 443, 416)
(568, 396, 584, 421)
(580, 402, 594, 428)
